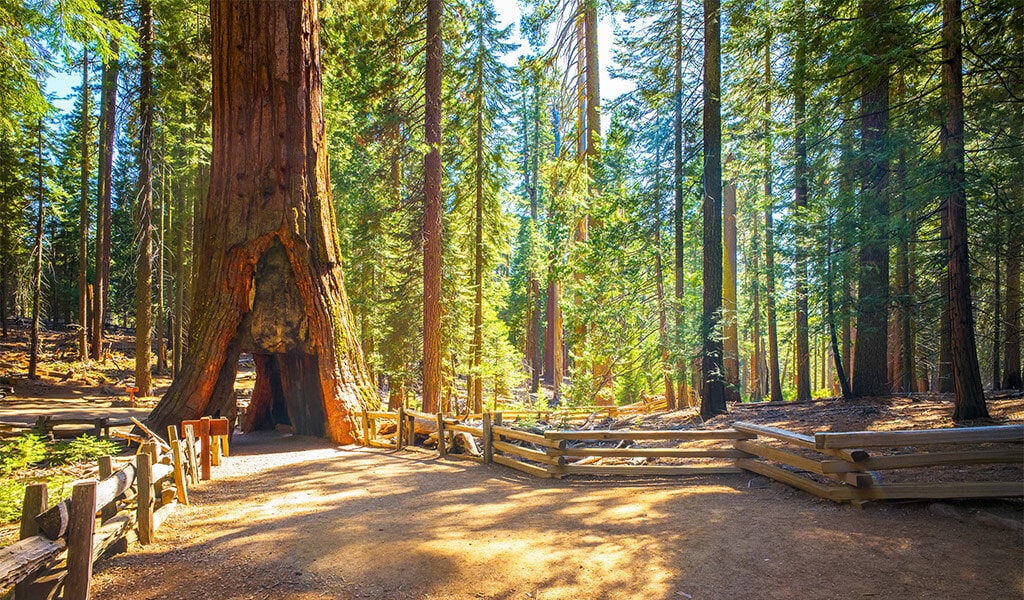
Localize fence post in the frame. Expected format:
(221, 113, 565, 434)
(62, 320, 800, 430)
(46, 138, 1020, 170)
(361, 409, 370, 446)
(171, 439, 189, 505)
(436, 413, 447, 458)
(98, 455, 116, 522)
(482, 412, 493, 464)
(397, 407, 405, 449)
(199, 416, 212, 480)
(63, 479, 98, 600)
(137, 447, 154, 545)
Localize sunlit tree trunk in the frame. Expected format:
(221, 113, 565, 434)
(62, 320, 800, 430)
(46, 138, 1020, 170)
(792, 0, 811, 402)
(148, 0, 373, 441)
(29, 123, 45, 379)
(134, 0, 154, 396)
(422, 0, 443, 413)
(78, 49, 90, 362)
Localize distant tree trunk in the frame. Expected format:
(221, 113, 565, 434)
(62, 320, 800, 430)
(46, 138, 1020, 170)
(938, 217, 953, 392)
(851, 0, 891, 398)
(722, 179, 740, 402)
(422, 0, 443, 413)
(172, 178, 187, 376)
(672, 0, 687, 404)
(653, 143, 676, 409)
(701, 0, 726, 419)
(749, 222, 765, 401)
(0, 223, 7, 338)
(1003, 235, 1022, 389)
(792, 0, 811, 403)
(942, 0, 987, 419)
(545, 275, 563, 398)
(78, 49, 90, 362)
(93, 8, 120, 361)
(470, 104, 484, 414)
(762, 23, 783, 404)
(524, 78, 542, 395)
(135, 0, 154, 396)
(155, 145, 168, 375)
(29, 123, 45, 379)
(992, 234, 1001, 388)
(148, 0, 373, 442)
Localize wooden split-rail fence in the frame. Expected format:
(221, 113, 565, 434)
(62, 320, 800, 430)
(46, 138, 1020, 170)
(0, 416, 231, 599)
(357, 410, 1024, 503)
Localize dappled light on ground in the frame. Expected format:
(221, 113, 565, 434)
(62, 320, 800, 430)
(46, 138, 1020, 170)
(90, 431, 1023, 600)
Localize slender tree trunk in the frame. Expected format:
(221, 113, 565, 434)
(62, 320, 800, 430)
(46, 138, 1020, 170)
(653, 143, 676, 409)
(992, 234, 1001, 388)
(135, 0, 154, 396)
(938, 221, 953, 392)
(471, 104, 484, 414)
(155, 140, 167, 374)
(750, 222, 764, 401)
(942, 0, 987, 419)
(78, 49, 90, 362)
(528, 88, 542, 395)
(172, 177, 186, 376)
(422, 0, 443, 413)
(722, 179, 740, 402)
(851, 0, 891, 398)
(0, 224, 7, 338)
(29, 123, 45, 379)
(701, 0, 726, 418)
(92, 14, 120, 361)
(1004, 235, 1022, 389)
(792, 0, 811, 402)
(673, 0, 687, 404)
(149, 0, 373, 441)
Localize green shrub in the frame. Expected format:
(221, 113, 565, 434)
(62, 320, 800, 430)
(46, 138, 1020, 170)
(50, 435, 120, 466)
(0, 434, 47, 475)
(0, 475, 74, 524)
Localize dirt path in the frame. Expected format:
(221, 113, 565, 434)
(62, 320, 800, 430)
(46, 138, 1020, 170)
(91, 431, 1023, 600)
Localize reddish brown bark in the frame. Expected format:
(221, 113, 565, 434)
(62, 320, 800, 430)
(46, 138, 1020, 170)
(148, 0, 373, 443)
(422, 0, 443, 413)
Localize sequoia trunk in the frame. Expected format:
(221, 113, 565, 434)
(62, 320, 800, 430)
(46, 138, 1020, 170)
(148, 0, 373, 442)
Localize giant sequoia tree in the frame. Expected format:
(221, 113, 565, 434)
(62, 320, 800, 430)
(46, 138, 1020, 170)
(148, 0, 373, 442)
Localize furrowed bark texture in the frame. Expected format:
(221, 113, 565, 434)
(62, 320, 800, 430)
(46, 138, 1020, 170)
(148, 0, 373, 442)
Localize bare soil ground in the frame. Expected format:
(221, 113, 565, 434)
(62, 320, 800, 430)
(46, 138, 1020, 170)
(88, 430, 1023, 600)
(4, 326, 1023, 598)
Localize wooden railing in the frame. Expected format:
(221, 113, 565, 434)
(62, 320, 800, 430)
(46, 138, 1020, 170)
(733, 421, 1024, 503)
(358, 410, 1023, 504)
(0, 418, 230, 598)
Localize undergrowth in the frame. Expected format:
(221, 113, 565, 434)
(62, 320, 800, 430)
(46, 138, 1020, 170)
(0, 434, 121, 524)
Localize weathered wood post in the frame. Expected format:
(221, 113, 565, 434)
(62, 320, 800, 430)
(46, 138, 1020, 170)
(396, 407, 405, 450)
(482, 411, 493, 464)
(361, 409, 370, 445)
(98, 455, 116, 522)
(64, 480, 98, 600)
(137, 446, 154, 545)
(13, 483, 49, 600)
(436, 413, 447, 458)
(171, 439, 189, 505)
(199, 416, 212, 480)
(211, 434, 222, 467)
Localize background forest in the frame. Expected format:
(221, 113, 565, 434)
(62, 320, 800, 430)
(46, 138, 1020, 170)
(0, 0, 1020, 415)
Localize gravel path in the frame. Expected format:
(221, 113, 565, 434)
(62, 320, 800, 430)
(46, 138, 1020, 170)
(91, 430, 1023, 600)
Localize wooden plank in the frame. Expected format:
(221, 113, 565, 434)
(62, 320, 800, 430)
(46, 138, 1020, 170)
(815, 424, 1024, 449)
(733, 421, 870, 462)
(553, 447, 748, 459)
(819, 448, 1024, 473)
(861, 481, 1024, 500)
(544, 429, 753, 441)
(735, 441, 874, 488)
(736, 458, 853, 501)
(211, 434, 222, 467)
(63, 480, 98, 600)
(208, 418, 229, 437)
(444, 453, 485, 463)
(445, 424, 483, 436)
(365, 411, 399, 419)
(130, 417, 171, 452)
(0, 536, 65, 593)
(91, 510, 135, 562)
(183, 424, 199, 485)
(492, 453, 553, 478)
(493, 426, 565, 449)
(153, 501, 176, 532)
(561, 464, 743, 476)
(493, 440, 563, 466)
(151, 463, 174, 485)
